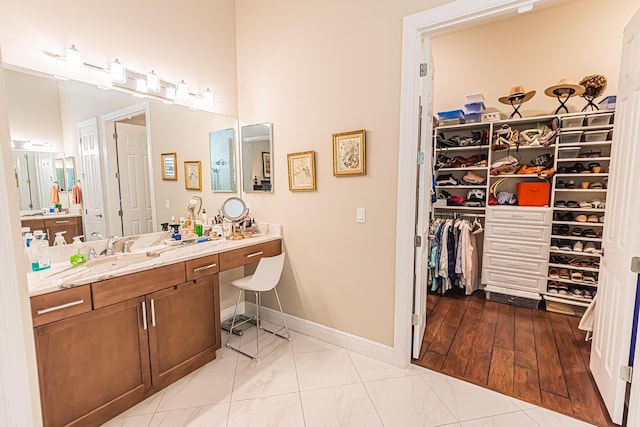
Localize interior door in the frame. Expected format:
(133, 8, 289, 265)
(590, 7, 640, 423)
(78, 118, 107, 239)
(114, 122, 152, 236)
(412, 41, 434, 359)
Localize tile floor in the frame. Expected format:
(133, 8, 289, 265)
(102, 323, 596, 427)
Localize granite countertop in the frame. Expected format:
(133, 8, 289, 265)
(20, 212, 82, 221)
(27, 225, 282, 297)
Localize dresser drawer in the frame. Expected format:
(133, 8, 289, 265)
(482, 253, 548, 276)
(92, 263, 186, 308)
(44, 216, 80, 228)
(185, 253, 220, 281)
(21, 218, 45, 231)
(485, 223, 550, 243)
(31, 285, 92, 327)
(484, 238, 549, 260)
(219, 239, 281, 271)
(486, 207, 552, 224)
(482, 268, 545, 293)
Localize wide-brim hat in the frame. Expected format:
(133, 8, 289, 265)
(498, 85, 536, 105)
(545, 78, 585, 97)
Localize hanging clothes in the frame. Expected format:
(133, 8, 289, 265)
(50, 183, 60, 204)
(71, 183, 83, 205)
(428, 217, 481, 295)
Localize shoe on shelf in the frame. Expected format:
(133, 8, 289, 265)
(581, 181, 590, 189)
(575, 214, 587, 222)
(550, 238, 560, 251)
(581, 229, 598, 238)
(583, 241, 597, 253)
(571, 271, 583, 283)
(570, 227, 582, 236)
(547, 283, 559, 294)
(566, 200, 580, 208)
(560, 239, 573, 251)
(587, 214, 600, 223)
(590, 181, 604, 189)
(549, 268, 560, 279)
(573, 241, 584, 252)
(570, 287, 584, 297)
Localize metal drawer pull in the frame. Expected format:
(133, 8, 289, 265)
(151, 299, 156, 327)
(193, 263, 217, 272)
(37, 299, 84, 315)
(142, 301, 148, 330)
(55, 220, 70, 224)
(246, 251, 264, 258)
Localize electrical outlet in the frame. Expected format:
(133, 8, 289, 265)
(356, 207, 365, 223)
(165, 199, 170, 209)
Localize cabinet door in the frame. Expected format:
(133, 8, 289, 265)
(147, 275, 221, 389)
(34, 297, 151, 427)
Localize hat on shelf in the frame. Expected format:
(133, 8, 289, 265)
(498, 85, 536, 104)
(544, 78, 585, 97)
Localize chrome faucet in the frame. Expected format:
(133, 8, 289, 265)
(123, 240, 133, 253)
(106, 235, 119, 256)
(91, 231, 104, 240)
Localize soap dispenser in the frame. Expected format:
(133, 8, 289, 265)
(54, 231, 67, 246)
(70, 236, 88, 265)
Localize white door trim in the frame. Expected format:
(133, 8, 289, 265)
(99, 102, 157, 236)
(395, 0, 567, 367)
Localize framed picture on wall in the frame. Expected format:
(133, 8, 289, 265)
(161, 152, 177, 180)
(287, 150, 316, 192)
(332, 129, 366, 176)
(184, 161, 202, 190)
(262, 152, 271, 178)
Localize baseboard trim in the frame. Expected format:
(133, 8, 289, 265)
(221, 302, 246, 322)
(243, 302, 395, 364)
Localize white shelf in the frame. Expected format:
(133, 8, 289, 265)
(546, 277, 598, 287)
(548, 262, 600, 273)
(435, 145, 490, 152)
(550, 249, 601, 258)
(489, 173, 540, 178)
(436, 166, 487, 172)
(543, 293, 593, 307)
(436, 122, 490, 131)
(433, 205, 486, 211)
(557, 140, 612, 147)
(555, 173, 609, 177)
(436, 185, 487, 189)
(555, 189, 607, 192)
(557, 157, 610, 162)
(552, 220, 604, 227)
(553, 207, 605, 212)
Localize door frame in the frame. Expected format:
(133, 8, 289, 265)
(99, 102, 157, 237)
(394, 0, 640, 416)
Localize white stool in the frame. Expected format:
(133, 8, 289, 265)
(226, 252, 290, 361)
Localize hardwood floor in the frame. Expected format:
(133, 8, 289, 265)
(413, 291, 620, 427)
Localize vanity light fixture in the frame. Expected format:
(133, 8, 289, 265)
(65, 45, 83, 68)
(110, 58, 126, 83)
(165, 86, 177, 101)
(202, 88, 214, 107)
(147, 70, 160, 92)
(517, 3, 534, 13)
(136, 78, 148, 92)
(176, 80, 189, 100)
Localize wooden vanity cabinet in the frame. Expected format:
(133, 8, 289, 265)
(33, 297, 151, 427)
(147, 275, 221, 389)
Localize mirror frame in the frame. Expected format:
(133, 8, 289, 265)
(220, 196, 248, 221)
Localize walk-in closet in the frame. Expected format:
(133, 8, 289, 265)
(410, 2, 638, 426)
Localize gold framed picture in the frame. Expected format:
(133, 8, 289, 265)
(184, 161, 202, 190)
(161, 152, 177, 180)
(287, 151, 316, 192)
(332, 129, 366, 176)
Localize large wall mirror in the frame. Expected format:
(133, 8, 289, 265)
(5, 65, 239, 240)
(241, 123, 273, 192)
(210, 128, 237, 192)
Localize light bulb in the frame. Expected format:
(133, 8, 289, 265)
(65, 45, 82, 68)
(110, 59, 126, 83)
(147, 70, 160, 92)
(202, 88, 214, 107)
(176, 80, 189, 100)
(165, 86, 176, 100)
(136, 78, 148, 92)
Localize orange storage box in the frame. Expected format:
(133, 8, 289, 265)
(517, 182, 551, 206)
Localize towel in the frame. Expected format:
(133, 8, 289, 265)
(72, 184, 83, 205)
(50, 185, 60, 204)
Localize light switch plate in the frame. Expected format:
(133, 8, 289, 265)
(165, 200, 170, 209)
(356, 208, 365, 223)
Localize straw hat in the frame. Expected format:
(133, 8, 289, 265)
(498, 85, 536, 104)
(544, 78, 585, 97)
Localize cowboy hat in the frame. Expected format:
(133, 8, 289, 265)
(545, 78, 585, 97)
(498, 85, 536, 104)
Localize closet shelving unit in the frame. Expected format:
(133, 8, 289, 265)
(545, 110, 614, 316)
(431, 110, 614, 315)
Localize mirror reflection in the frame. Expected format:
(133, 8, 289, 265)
(209, 128, 237, 192)
(241, 123, 273, 192)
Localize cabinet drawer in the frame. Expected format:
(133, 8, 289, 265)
(44, 216, 80, 228)
(485, 223, 550, 243)
(484, 238, 549, 260)
(483, 253, 548, 276)
(185, 253, 220, 281)
(92, 263, 186, 309)
(483, 268, 545, 293)
(22, 218, 45, 231)
(486, 207, 552, 224)
(219, 239, 282, 271)
(31, 285, 92, 327)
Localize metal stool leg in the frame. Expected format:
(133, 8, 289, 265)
(226, 288, 243, 347)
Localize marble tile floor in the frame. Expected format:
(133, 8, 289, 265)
(102, 324, 596, 427)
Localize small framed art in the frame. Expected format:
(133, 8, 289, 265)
(161, 152, 177, 180)
(262, 152, 271, 178)
(287, 150, 316, 192)
(184, 161, 202, 190)
(332, 129, 366, 176)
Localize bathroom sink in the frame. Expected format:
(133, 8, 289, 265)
(84, 252, 154, 274)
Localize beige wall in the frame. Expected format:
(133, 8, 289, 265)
(431, 0, 639, 116)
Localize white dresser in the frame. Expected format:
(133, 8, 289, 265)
(482, 206, 552, 306)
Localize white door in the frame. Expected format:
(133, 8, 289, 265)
(590, 7, 640, 424)
(412, 43, 434, 359)
(115, 122, 152, 236)
(78, 118, 107, 239)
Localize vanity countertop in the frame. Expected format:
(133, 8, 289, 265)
(27, 226, 282, 297)
(20, 212, 82, 221)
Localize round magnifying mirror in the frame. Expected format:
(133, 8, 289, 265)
(220, 197, 248, 221)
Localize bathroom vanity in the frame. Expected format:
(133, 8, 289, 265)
(27, 230, 282, 427)
(21, 212, 83, 246)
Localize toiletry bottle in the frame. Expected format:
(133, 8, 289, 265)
(171, 224, 182, 241)
(201, 209, 207, 224)
(53, 231, 67, 246)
